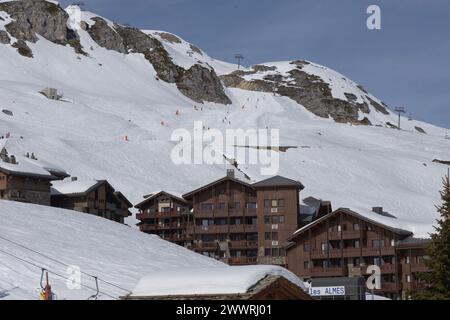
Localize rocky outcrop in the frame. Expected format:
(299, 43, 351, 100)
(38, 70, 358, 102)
(87, 22, 230, 104)
(177, 64, 231, 104)
(0, 30, 10, 44)
(0, 0, 85, 54)
(86, 18, 126, 54)
(220, 60, 388, 124)
(12, 40, 33, 58)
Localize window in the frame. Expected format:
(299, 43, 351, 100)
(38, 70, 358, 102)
(406, 275, 411, 283)
(265, 232, 271, 240)
(406, 256, 411, 264)
(278, 199, 285, 207)
(322, 260, 329, 268)
(218, 202, 226, 209)
(272, 248, 280, 257)
(354, 240, 360, 248)
(372, 239, 385, 248)
(279, 215, 285, 223)
(272, 216, 280, 224)
(264, 200, 271, 208)
(353, 223, 360, 231)
(201, 203, 213, 210)
(303, 243, 311, 252)
(272, 232, 278, 241)
(271, 200, 278, 207)
(304, 261, 310, 269)
(234, 202, 241, 209)
(264, 248, 271, 256)
(246, 202, 257, 209)
(321, 242, 328, 252)
(264, 216, 271, 224)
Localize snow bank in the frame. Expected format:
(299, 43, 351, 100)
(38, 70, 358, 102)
(130, 265, 306, 297)
(0, 200, 223, 300)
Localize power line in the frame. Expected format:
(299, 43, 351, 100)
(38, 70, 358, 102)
(0, 247, 118, 300)
(0, 235, 129, 293)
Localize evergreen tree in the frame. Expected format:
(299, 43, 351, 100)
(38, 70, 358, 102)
(413, 170, 450, 300)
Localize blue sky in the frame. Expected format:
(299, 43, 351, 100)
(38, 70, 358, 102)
(60, 0, 450, 129)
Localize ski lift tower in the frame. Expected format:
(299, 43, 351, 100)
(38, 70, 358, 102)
(394, 107, 406, 130)
(235, 54, 244, 70)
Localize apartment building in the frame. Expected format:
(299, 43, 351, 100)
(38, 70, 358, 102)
(285, 207, 430, 300)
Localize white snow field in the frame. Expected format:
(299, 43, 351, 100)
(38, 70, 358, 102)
(0, 2, 450, 299)
(0, 200, 223, 300)
(130, 265, 306, 297)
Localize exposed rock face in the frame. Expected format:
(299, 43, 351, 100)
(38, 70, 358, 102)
(88, 22, 230, 104)
(177, 64, 231, 104)
(221, 60, 389, 124)
(0, 0, 84, 54)
(86, 18, 126, 54)
(0, 30, 10, 44)
(12, 40, 33, 58)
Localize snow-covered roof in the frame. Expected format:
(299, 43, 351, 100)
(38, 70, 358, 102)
(0, 156, 56, 179)
(129, 265, 306, 298)
(51, 178, 101, 196)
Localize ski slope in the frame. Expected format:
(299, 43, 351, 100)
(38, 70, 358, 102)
(0, 200, 223, 300)
(0, 4, 449, 243)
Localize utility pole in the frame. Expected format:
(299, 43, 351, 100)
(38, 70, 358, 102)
(235, 54, 244, 70)
(394, 107, 406, 130)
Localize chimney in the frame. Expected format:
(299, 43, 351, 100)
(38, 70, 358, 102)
(227, 169, 235, 178)
(372, 207, 383, 215)
(71, 177, 78, 182)
(10, 155, 17, 165)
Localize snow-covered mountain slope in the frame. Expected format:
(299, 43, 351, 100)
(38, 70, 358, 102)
(0, 0, 449, 240)
(0, 200, 222, 300)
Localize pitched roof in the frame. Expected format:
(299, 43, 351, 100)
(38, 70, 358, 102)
(135, 191, 187, 209)
(252, 175, 305, 189)
(0, 157, 57, 180)
(396, 237, 431, 248)
(124, 265, 308, 300)
(183, 176, 254, 199)
(51, 179, 104, 196)
(287, 207, 413, 244)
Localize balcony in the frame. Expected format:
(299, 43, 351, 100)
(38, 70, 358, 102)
(245, 208, 257, 216)
(328, 249, 342, 258)
(246, 241, 258, 248)
(197, 242, 218, 249)
(195, 225, 229, 234)
(244, 224, 258, 233)
(194, 210, 214, 218)
(228, 209, 245, 217)
(228, 257, 257, 265)
(310, 267, 345, 277)
(411, 264, 429, 273)
(310, 250, 328, 259)
(328, 231, 342, 240)
(379, 282, 402, 292)
(380, 264, 397, 274)
(342, 230, 362, 240)
(380, 247, 395, 255)
(229, 240, 247, 248)
(229, 224, 244, 233)
(343, 247, 361, 257)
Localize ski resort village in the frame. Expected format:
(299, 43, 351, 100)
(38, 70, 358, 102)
(0, 0, 449, 302)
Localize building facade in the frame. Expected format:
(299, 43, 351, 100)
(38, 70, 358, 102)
(135, 191, 192, 247)
(135, 171, 305, 266)
(285, 208, 430, 300)
(0, 148, 62, 206)
(51, 178, 132, 224)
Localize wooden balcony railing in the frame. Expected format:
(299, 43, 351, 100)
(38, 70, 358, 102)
(310, 267, 345, 277)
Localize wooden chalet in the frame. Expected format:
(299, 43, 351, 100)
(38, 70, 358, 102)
(122, 266, 312, 300)
(51, 178, 132, 224)
(0, 147, 67, 206)
(284, 207, 431, 300)
(135, 191, 192, 246)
